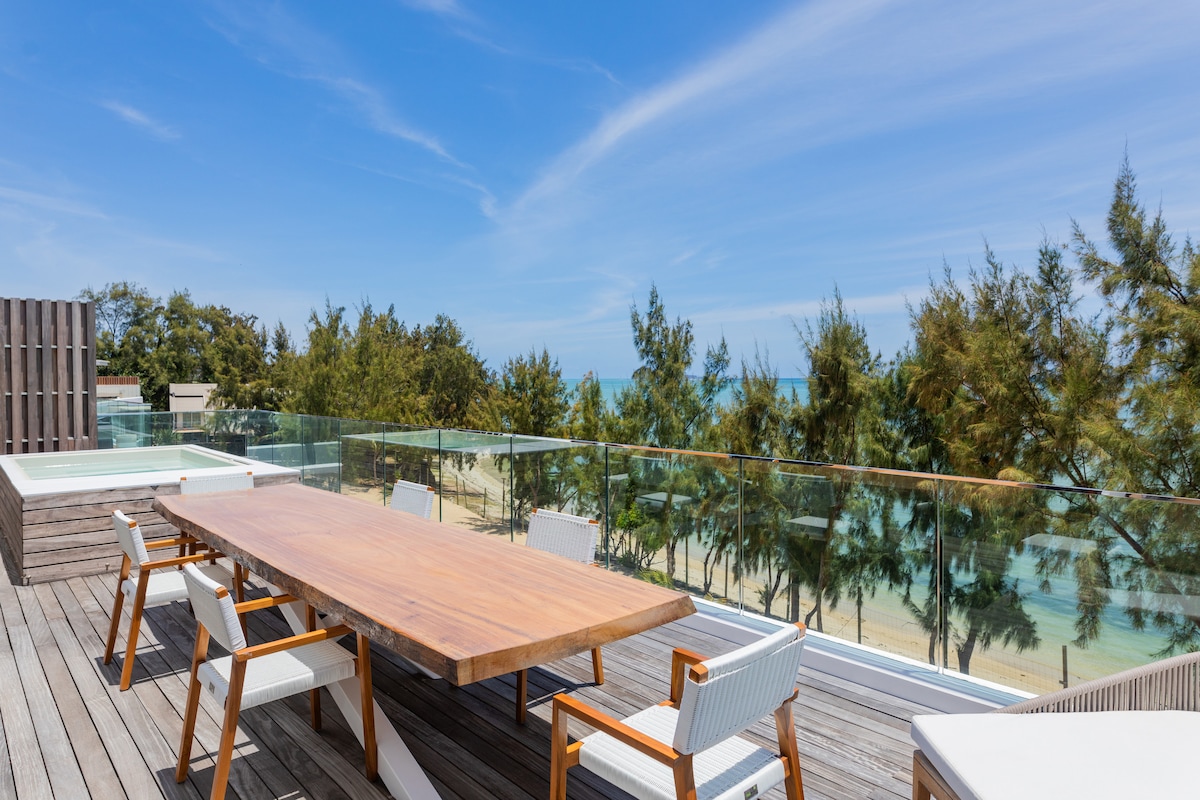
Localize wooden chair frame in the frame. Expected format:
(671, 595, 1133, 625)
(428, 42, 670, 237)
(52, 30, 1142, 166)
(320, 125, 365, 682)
(550, 643, 805, 800)
(176, 587, 378, 800)
(103, 522, 224, 691)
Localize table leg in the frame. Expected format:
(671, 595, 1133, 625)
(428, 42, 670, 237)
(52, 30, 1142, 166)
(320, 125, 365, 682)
(271, 585, 442, 800)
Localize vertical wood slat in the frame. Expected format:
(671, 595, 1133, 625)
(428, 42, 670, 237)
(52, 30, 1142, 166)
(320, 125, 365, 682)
(24, 299, 39, 452)
(40, 300, 53, 451)
(0, 298, 96, 455)
(54, 302, 68, 450)
(82, 301, 96, 447)
(70, 302, 84, 452)
(0, 300, 9, 455)
(11, 299, 25, 455)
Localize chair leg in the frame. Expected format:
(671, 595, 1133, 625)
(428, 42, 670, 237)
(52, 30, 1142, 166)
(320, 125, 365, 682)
(306, 605, 321, 731)
(177, 625, 210, 784)
(234, 564, 248, 639)
(774, 700, 805, 800)
(591, 647, 604, 684)
(671, 754, 697, 800)
(119, 573, 152, 690)
(549, 698, 569, 800)
(912, 750, 959, 800)
(233, 563, 246, 604)
(516, 669, 528, 725)
(104, 557, 132, 664)
(209, 661, 247, 800)
(358, 633, 378, 781)
(103, 577, 127, 665)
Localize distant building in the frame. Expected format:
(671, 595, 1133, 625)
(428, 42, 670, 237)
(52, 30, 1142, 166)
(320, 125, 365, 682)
(169, 383, 218, 429)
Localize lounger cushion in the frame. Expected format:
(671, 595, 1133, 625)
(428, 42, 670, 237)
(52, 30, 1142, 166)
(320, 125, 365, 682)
(198, 640, 357, 709)
(578, 704, 785, 800)
(911, 710, 1200, 799)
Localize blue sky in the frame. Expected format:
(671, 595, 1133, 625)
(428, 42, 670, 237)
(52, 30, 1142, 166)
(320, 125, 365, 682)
(2, 1, 1199, 378)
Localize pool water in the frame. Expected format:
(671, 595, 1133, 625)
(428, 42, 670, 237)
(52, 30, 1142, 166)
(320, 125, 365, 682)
(11, 446, 243, 480)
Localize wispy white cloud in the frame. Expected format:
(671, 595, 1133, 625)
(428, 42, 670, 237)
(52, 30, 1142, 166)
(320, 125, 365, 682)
(509, 0, 893, 212)
(398, 0, 620, 86)
(687, 286, 929, 329)
(0, 185, 108, 219)
(100, 101, 181, 140)
(207, 0, 462, 165)
(505, 0, 1198, 220)
(399, 0, 470, 21)
(315, 76, 464, 166)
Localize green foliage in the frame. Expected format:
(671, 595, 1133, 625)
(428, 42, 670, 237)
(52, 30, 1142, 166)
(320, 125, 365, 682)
(284, 303, 492, 428)
(492, 348, 568, 437)
(493, 348, 573, 519)
(615, 285, 730, 449)
(80, 283, 280, 411)
(613, 286, 731, 582)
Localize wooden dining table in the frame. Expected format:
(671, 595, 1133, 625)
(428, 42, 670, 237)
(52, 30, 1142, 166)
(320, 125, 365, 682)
(153, 482, 696, 800)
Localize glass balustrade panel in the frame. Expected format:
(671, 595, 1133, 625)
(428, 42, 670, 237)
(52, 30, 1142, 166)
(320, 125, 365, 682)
(337, 419, 387, 504)
(936, 474, 1099, 695)
(93, 408, 1200, 699)
(431, 430, 513, 536)
(978, 486, 1200, 693)
(378, 423, 441, 514)
(737, 460, 939, 666)
(600, 447, 737, 599)
(296, 415, 341, 491)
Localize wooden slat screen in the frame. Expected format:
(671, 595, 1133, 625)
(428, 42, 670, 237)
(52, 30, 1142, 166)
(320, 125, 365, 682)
(0, 297, 96, 454)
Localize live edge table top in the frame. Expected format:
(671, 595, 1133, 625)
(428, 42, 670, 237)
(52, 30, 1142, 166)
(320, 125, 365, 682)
(154, 482, 695, 685)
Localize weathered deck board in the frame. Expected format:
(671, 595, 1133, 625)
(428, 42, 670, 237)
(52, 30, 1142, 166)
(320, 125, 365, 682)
(0, 571, 937, 800)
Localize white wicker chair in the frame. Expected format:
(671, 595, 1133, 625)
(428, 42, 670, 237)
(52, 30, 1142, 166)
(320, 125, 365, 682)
(176, 563, 378, 800)
(911, 650, 1200, 800)
(551, 622, 807, 800)
(181, 470, 256, 602)
(514, 508, 604, 723)
(389, 479, 435, 518)
(179, 471, 255, 494)
(102, 510, 233, 690)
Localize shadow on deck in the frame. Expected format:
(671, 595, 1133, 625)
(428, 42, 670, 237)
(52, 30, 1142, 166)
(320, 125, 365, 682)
(0, 571, 935, 799)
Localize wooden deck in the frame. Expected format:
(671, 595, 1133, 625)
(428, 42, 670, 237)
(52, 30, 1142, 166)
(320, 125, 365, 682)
(0, 570, 937, 800)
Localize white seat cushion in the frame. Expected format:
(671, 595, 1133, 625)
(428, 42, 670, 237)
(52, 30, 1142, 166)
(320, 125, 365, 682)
(578, 704, 785, 800)
(197, 640, 357, 709)
(121, 563, 234, 607)
(911, 710, 1200, 800)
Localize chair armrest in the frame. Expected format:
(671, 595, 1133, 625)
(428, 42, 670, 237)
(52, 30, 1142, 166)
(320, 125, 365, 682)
(670, 647, 707, 704)
(996, 650, 1200, 714)
(552, 693, 679, 767)
(140, 552, 224, 571)
(145, 535, 197, 550)
(234, 594, 299, 614)
(234, 624, 354, 662)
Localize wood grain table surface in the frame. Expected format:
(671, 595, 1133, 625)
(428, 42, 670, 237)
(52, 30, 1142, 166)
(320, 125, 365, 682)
(154, 482, 695, 685)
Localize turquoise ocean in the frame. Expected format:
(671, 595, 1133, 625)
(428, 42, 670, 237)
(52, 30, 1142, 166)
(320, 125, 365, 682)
(564, 377, 810, 406)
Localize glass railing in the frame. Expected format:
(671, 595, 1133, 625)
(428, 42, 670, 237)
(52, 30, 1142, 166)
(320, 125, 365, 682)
(99, 409, 1200, 696)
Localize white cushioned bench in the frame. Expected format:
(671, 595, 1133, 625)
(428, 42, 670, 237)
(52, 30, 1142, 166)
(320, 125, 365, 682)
(911, 710, 1199, 800)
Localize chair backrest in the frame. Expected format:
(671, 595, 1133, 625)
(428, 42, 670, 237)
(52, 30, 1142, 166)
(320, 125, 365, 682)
(182, 562, 247, 652)
(112, 509, 150, 566)
(673, 623, 805, 754)
(526, 508, 599, 564)
(180, 471, 254, 494)
(390, 479, 435, 518)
